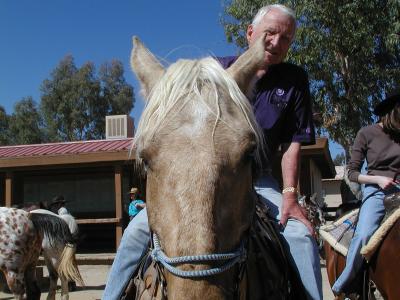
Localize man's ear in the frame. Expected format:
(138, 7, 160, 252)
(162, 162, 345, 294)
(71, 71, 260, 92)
(246, 24, 254, 44)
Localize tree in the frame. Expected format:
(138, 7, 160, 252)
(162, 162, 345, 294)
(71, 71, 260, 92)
(41, 56, 100, 141)
(8, 97, 43, 145)
(222, 0, 400, 157)
(97, 60, 134, 138)
(0, 106, 10, 145)
(40, 56, 134, 141)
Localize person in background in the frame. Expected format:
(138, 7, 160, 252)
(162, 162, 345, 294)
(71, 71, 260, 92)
(48, 195, 68, 213)
(49, 195, 79, 291)
(127, 187, 145, 220)
(332, 89, 400, 297)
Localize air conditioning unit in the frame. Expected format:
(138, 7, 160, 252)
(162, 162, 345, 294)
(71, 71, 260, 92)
(106, 115, 134, 139)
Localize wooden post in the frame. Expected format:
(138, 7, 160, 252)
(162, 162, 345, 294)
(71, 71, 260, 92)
(5, 172, 13, 207)
(114, 165, 123, 250)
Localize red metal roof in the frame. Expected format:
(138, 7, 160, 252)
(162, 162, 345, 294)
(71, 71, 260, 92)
(0, 138, 134, 159)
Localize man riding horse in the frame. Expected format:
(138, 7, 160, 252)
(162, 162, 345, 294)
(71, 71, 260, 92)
(103, 4, 321, 300)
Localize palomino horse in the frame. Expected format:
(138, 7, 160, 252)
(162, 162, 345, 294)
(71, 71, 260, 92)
(323, 172, 400, 299)
(129, 35, 305, 299)
(0, 207, 84, 300)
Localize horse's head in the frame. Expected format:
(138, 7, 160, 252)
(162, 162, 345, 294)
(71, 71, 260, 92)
(130, 36, 266, 298)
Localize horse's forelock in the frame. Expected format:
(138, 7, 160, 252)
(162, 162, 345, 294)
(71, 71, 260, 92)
(133, 57, 265, 165)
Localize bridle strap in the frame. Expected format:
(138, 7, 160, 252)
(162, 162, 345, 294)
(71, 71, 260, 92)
(150, 233, 247, 278)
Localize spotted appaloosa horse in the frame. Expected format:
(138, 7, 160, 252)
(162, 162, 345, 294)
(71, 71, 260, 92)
(0, 207, 83, 300)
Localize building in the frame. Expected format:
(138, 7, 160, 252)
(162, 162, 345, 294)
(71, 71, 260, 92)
(322, 165, 344, 208)
(272, 137, 336, 208)
(1, 134, 336, 252)
(0, 138, 143, 251)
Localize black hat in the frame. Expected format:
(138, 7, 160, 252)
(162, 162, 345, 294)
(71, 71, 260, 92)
(49, 195, 67, 207)
(373, 88, 400, 116)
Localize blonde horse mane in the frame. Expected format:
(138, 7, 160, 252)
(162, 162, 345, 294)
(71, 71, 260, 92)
(133, 57, 265, 164)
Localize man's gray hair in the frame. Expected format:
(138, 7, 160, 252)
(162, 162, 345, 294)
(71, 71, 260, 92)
(252, 4, 296, 27)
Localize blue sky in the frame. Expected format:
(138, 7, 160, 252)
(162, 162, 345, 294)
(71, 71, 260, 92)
(0, 0, 237, 120)
(0, 0, 344, 158)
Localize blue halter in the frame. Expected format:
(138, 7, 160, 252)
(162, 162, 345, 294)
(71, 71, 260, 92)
(150, 233, 247, 278)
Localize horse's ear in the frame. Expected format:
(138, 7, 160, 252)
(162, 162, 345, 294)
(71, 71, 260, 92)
(130, 36, 165, 99)
(227, 33, 266, 98)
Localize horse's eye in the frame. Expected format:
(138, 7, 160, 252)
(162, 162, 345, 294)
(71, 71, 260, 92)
(138, 148, 152, 171)
(140, 158, 150, 172)
(243, 144, 257, 163)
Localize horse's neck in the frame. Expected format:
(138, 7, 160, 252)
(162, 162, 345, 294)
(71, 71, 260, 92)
(166, 271, 237, 299)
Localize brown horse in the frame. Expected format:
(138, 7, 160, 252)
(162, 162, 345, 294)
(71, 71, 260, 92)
(129, 35, 304, 299)
(323, 190, 400, 299)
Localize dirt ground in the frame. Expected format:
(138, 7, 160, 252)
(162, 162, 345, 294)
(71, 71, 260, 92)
(0, 260, 335, 300)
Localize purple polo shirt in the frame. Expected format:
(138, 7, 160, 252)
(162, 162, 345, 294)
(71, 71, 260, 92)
(217, 56, 315, 163)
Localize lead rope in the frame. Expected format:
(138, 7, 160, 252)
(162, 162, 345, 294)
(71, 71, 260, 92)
(151, 233, 247, 278)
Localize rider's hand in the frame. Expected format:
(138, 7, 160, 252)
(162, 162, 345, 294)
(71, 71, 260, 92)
(374, 175, 398, 190)
(280, 192, 316, 237)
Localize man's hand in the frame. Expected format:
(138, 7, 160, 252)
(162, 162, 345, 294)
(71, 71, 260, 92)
(280, 192, 316, 237)
(135, 203, 146, 209)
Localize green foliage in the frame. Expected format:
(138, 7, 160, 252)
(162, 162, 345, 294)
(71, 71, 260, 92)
(1, 55, 134, 145)
(8, 97, 43, 145)
(98, 60, 134, 136)
(40, 55, 134, 142)
(0, 106, 10, 145)
(222, 0, 400, 154)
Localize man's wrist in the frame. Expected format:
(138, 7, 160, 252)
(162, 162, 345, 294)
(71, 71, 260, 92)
(282, 186, 298, 194)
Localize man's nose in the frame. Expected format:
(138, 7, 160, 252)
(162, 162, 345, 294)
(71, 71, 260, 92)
(269, 34, 279, 47)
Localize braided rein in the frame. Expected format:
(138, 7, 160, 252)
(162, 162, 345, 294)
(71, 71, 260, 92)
(150, 233, 247, 278)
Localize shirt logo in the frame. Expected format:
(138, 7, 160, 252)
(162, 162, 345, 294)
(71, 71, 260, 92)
(276, 89, 285, 96)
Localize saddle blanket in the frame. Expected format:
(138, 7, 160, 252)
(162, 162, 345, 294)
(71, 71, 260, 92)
(319, 209, 359, 256)
(320, 207, 400, 261)
(361, 206, 400, 261)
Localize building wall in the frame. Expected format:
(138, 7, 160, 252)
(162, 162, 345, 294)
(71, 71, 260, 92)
(0, 174, 4, 206)
(23, 171, 117, 216)
(309, 159, 323, 205)
(1, 165, 143, 251)
(322, 179, 342, 208)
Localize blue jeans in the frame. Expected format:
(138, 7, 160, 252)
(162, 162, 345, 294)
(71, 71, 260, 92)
(103, 175, 322, 300)
(332, 184, 399, 294)
(103, 209, 150, 300)
(255, 175, 322, 300)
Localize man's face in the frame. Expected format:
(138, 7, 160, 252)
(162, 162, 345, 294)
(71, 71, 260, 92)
(246, 9, 295, 66)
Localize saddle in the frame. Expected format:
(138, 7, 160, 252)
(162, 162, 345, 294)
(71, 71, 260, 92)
(383, 191, 400, 217)
(122, 255, 166, 300)
(319, 209, 359, 256)
(121, 197, 306, 300)
(361, 191, 400, 261)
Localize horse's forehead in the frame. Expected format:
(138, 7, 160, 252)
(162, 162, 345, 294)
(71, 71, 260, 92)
(177, 100, 212, 136)
(175, 90, 249, 135)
